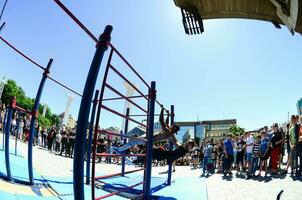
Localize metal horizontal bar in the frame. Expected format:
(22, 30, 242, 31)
(0, 36, 45, 71)
(109, 64, 149, 101)
(101, 105, 148, 128)
(103, 95, 148, 101)
(52, 0, 98, 43)
(105, 83, 147, 113)
(128, 113, 168, 117)
(110, 45, 150, 89)
(95, 168, 145, 180)
(95, 181, 144, 200)
(47, 76, 82, 97)
(95, 153, 146, 157)
(97, 129, 147, 142)
(14, 106, 31, 115)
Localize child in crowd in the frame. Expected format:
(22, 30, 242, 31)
(251, 134, 261, 176)
(258, 131, 270, 177)
(201, 140, 212, 177)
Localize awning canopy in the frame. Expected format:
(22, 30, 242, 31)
(174, 0, 302, 35)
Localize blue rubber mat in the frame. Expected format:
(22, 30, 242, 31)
(0, 149, 42, 183)
(154, 177, 208, 200)
(100, 173, 168, 195)
(41, 176, 126, 200)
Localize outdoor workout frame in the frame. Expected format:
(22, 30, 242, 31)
(0, 26, 82, 185)
(1, 1, 175, 199)
(86, 41, 156, 200)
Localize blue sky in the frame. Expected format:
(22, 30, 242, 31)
(1, 0, 302, 130)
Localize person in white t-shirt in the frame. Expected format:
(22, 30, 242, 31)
(11, 118, 17, 136)
(19, 119, 24, 139)
(245, 132, 254, 177)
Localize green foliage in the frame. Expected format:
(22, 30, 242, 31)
(1, 79, 59, 128)
(229, 125, 245, 136)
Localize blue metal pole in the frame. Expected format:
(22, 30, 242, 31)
(85, 89, 99, 185)
(4, 96, 16, 181)
(167, 105, 174, 185)
(121, 107, 130, 176)
(15, 111, 20, 156)
(73, 25, 112, 200)
(28, 58, 53, 185)
(2, 108, 8, 151)
(143, 81, 156, 199)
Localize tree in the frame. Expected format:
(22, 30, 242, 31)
(1, 80, 20, 105)
(1, 79, 59, 128)
(229, 125, 245, 136)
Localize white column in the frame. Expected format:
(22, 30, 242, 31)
(62, 94, 74, 126)
(42, 103, 48, 117)
(121, 81, 136, 130)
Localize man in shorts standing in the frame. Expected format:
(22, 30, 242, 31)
(223, 134, 234, 176)
(245, 132, 254, 178)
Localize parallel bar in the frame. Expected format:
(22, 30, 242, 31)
(96, 153, 145, 157)
(0, 36, 45, 71)
(91, 47, 114, 200)
(167, 105, 175, 186)
(121, 108, 130, 176)
(28, 59, 53, 185)
(95, 168, 144, 180)
(47, 76, 82, 97)
(105, 83, 147, 113)
(4, 97, 14, 181)
(97, 129, 147, 142)
(103, 95, 147, 101)
(143, 81, 156, 199)
(110, 45, 150, 89)
(1, 108, 8, 151)
(15, 113, 20, 156)
(74, 26, 112, 200)
(109, 65, 148, 101)
(101, 105, 148, 128)
(85, 90, 99, 185)
(52, 0, 98, 43)
(95, 181, 144, 200)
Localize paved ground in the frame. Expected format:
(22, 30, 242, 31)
(1, 133, 302, 200)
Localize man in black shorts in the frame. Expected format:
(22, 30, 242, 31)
(134, 135, 195, 165)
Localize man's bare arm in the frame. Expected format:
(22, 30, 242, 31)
(159, 108, 169, 133)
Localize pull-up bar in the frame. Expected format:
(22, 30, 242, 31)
(129, 113, 170, 117)
(103, 95, 148, 101)
(0, 36, 82, 97)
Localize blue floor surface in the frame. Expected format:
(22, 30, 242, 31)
(0, 145, 207, 199)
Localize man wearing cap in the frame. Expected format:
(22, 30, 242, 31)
(270, 123, 282, 174)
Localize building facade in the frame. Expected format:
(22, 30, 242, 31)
(297, 98, 302, 116)
(175, 119, 237, 143)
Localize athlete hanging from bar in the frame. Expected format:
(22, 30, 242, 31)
(133, 134, 195, 165)
(112, 107, 180, 152)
